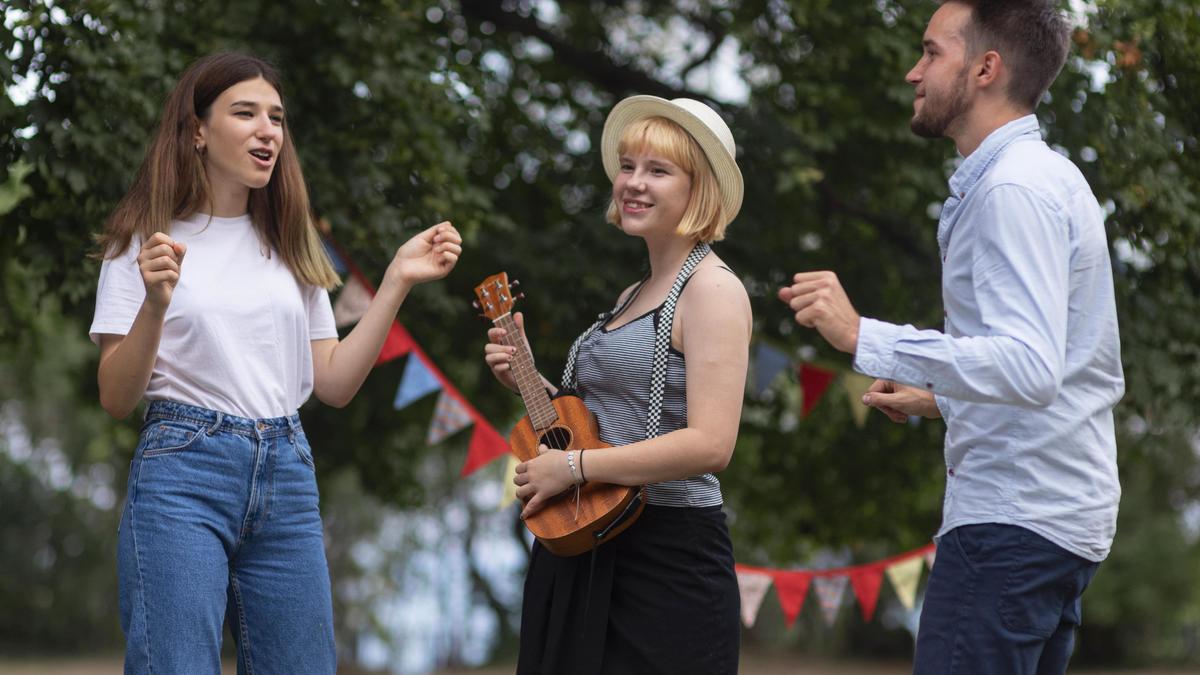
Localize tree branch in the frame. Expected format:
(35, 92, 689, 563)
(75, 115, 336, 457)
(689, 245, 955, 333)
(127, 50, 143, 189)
(459, 0, 718, 105)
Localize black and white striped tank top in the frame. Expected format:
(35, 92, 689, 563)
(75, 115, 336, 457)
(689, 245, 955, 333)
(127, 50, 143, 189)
(573, 302, 724, 508)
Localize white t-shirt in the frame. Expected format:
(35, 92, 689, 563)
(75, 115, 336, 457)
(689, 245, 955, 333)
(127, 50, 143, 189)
(90, 213, 338, 419)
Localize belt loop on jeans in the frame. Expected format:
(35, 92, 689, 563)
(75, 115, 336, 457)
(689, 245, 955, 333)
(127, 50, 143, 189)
(286, 416, 298, 443)
(206, 412, 223, 435)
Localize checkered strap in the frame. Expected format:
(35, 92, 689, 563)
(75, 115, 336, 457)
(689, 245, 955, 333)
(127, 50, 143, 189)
(561, 242, 711, 440)
(645, 242, 710, 438)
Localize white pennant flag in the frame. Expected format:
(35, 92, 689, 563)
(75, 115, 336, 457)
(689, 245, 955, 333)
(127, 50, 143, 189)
(499, 454, 521, 510)
(333, 276, 373, 328)
(736, 570, 774, 628)
(885, 556, 925, 611)
(813, 575, 849, 627)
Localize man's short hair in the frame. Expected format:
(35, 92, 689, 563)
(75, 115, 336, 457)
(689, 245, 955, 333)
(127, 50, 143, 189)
(952, 0, 1072, 110)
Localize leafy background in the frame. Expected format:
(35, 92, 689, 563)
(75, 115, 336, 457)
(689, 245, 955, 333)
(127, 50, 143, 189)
(1, 0, 1197, 668)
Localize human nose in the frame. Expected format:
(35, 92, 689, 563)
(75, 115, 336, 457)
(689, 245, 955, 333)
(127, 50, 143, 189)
(905, 58, 923, 85)
(255, 114, 279, 140)
(628, 167, 648, 191)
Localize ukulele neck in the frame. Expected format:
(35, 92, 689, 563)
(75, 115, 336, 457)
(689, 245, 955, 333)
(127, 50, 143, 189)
(495, 313, 558, 431)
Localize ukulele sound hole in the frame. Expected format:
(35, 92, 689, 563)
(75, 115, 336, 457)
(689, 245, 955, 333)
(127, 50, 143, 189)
(539, 426, 573, 450)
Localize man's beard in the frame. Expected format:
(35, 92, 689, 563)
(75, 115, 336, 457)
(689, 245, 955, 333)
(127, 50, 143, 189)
(911, 67, 970, 139)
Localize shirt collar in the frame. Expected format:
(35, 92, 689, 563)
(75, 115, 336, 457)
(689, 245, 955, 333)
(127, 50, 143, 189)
(947, 114, 1041, 199)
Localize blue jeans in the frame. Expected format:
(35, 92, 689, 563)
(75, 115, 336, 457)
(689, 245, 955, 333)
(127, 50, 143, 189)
(118, 401, 336, 674)
(913, 524, 1099, 675)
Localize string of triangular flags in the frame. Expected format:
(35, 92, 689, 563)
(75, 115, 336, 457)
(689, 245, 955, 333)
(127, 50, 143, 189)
(752, 342, 920, 428)
(321, 233, 509, 476)
(736, 544, 935, 630)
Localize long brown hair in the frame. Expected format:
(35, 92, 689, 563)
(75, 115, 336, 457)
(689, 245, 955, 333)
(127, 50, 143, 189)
(97, 52, 339, 289)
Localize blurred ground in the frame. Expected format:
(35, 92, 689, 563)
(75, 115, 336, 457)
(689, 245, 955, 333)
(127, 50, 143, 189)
(0, 655, 1193, 674)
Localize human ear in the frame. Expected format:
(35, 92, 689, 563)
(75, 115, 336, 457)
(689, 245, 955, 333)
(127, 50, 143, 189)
(975, 50, 1003, 88)
(193, 117, 207, 152)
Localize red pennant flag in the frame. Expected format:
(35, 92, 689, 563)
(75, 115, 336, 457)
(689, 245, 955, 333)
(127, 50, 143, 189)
(376, 321, 416, 365)
(771, 571, 813, 628)
(799, 364, 837, 417)
(850, 565, 885, 622)
(462, 423, 510, 477)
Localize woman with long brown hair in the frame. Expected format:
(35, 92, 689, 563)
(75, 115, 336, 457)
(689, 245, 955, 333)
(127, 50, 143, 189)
(90, 52, 461, 673)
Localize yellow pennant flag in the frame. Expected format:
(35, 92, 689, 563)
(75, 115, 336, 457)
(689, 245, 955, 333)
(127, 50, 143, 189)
(499, 453, 521, 510)
(885, 555, 925, 610)
(843, 373, 875, 428)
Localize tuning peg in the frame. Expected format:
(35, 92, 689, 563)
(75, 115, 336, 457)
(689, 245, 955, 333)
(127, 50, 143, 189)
(510, 279, 520, 288)
(471, 300, 481, 310)
(516, 292, 526, 301)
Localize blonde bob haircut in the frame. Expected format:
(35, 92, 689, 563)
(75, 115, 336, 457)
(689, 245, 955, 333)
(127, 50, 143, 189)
(605, 116, 728, 243)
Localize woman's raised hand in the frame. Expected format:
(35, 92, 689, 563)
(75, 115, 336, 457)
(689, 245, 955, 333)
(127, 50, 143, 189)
(138, 232, 186, 311)
(484, 311, 529, 394)
(387, 221, 462, 287)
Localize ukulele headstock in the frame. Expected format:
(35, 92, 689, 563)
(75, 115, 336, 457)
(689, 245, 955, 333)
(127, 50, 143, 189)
(473, 272, 521, 322)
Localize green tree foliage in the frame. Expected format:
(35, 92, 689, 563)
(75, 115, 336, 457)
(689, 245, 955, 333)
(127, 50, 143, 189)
(1, 0, 1197, 665)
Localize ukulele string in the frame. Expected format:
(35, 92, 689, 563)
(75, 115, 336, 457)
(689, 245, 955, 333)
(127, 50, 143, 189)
(550, 426, 581, 523)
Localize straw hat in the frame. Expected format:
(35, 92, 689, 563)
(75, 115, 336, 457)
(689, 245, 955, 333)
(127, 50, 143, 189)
(601, 95, 744, 228)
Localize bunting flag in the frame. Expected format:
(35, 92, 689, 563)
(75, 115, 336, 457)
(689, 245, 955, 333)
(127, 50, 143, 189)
(394, 353, 442, 409)
(842, 373, 875, 428)
(924, 547, 937, 570)
(885, 556, 925, 610)
(813, 575, 849, 627)
(798, 363, 837, 417)
(333, 275, 373, 328)
(734, 544, 934, 631)
(849, 566, 885, 622)
(377, 321, 417, 366)
(752, 342, 791, 398)
(321, 237, 349, 276)
(464, 421, 511, 477)
(320, 230, 511, 476)
(427, 391, 474, 445)
(735, 570, 775, 628)
(770, 570, 813, 628)
(499, 453, 521, 509)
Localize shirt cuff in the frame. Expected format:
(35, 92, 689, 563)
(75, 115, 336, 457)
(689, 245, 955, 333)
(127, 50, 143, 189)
(853, 317, 899, 380)
(934, 394, 951, 422)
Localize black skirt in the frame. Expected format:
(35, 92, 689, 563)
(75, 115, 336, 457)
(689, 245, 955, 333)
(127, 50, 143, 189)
(517, 504, 740, 675)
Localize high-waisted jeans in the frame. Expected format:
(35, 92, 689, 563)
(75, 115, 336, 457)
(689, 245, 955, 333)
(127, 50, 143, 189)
(118, 400, 336, 674)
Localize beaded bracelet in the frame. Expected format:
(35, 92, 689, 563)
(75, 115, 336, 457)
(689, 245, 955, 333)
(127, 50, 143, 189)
(566, 450, 581, 485)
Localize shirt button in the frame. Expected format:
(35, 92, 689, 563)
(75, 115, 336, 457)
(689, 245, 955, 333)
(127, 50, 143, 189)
(948, 468, 956, 477)
(925, 382, 934, 389)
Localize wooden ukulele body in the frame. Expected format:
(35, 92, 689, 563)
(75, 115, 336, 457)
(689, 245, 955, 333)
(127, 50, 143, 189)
(509, 394, 644, 557)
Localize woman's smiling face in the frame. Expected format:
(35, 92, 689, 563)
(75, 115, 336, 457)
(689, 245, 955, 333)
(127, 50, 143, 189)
(611, 150, 692, 240)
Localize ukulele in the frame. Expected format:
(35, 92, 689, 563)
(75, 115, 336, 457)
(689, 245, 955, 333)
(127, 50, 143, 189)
(474, 272, 644, 557)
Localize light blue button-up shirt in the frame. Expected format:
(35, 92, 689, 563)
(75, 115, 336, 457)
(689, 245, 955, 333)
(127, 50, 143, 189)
(855, 115, 1124, 562)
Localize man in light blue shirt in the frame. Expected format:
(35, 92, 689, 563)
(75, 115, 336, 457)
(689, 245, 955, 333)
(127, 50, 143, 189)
(778, 1, 1123, 673)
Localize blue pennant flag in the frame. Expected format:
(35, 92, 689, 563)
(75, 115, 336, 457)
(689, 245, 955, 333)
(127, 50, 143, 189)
(322, 238, 349, 276)
(394, 353, 441, 409)
(752, 342, 791, 398)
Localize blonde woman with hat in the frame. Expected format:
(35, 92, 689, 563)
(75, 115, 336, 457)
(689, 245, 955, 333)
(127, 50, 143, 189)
(483, 95, 750, 674)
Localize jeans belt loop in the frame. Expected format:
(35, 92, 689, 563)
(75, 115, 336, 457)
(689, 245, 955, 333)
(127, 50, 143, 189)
(206, 411, 223, 436)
